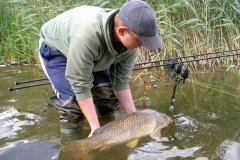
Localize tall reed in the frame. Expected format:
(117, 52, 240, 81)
(0, 0, 97, 64)
(150, 0, 240, 68)
(0, 0, 239, 70)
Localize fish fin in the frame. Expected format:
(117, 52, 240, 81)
(150, 127, 162, 141)
(99, 146, 111, 151)
(62, 139, 91, 160)
(125, 139, 139, 148)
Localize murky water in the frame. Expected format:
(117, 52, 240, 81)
(0, 65, 239, 160)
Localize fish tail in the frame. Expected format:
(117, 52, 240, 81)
(63, 140, 91, 160)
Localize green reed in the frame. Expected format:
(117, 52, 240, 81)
(0, 0, 239, 70)
(152, 0, 240, 66)
(0, 0, 98, 64)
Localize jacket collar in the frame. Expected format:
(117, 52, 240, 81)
(101, 9, 122, 55)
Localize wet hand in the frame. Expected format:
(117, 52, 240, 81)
(88, 126, 99, 137)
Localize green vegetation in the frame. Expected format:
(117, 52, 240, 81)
(0, 0, 239, 69)
(151, 0, 240, 68)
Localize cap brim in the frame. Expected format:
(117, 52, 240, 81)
(138, 34, 163, 50)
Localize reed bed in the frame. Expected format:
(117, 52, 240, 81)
(0, 0, 239, 71)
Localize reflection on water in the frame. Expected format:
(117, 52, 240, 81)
(0, 66, 240, 160)
(175, 113, 217, 135)
(0, 140, 59, 160)
(129, 140, 201, 160)
(0, 107, 41, 139)
(215, 140, 240, 160)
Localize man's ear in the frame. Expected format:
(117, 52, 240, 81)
(118, 27, 128, 36)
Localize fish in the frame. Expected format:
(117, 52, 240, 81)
(62, 109, 172, 159)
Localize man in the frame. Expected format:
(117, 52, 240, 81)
(39, 0, 162, 137)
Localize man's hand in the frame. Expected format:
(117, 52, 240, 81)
(114, 88, 136, 114)
(77, 97, 100, 137)
(88, 127, 98, 137)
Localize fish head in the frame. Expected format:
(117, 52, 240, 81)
(142, 109, 172, 128)
(153, 111, 172, 129)
(142, 109, 172, 140)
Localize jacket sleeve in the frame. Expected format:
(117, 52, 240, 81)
(66, 37, 96, 100)
(109, 48, 140, 91)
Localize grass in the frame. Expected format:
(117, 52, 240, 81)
(0, 0, 239, 72)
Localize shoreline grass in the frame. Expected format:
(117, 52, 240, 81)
(0, 0, 239, 71)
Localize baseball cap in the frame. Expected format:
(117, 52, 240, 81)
(119, 0, 163, 50)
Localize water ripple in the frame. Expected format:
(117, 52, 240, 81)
(128, 141, 201, 160)
(0, 140, 59, 160)
(215, 140, 240, 160)
(0, 107, 41, 139)
(175, 113, 215, 133)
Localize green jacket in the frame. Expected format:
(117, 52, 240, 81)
(40, 6, 139, 100)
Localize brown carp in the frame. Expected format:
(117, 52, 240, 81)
(63, 109, 171, 159)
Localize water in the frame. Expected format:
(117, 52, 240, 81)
(0, 65, 239, 160)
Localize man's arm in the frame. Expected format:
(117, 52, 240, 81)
(77, 97, 100, 137)
(114, 88, 136, 114)
(77, 88, 136, 137)
(109, 49, 139, 114)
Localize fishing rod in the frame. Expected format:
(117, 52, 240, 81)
(9, 49, 239, 91)
(9, 81, 50, 91)
(166, 49, 239, 112)
(9, 77, 49, 91)
(134, 49, 240, 70)
(136, 48, 240, 65)
(136, 48, 239, 112)
(15, 77, 48, 85)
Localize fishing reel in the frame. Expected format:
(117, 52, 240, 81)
(169, 59, 189, 112)
(170, 59, 189, 85)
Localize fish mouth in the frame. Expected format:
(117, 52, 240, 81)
(166, 115, 173, 125)
(165, 116, 173, 127)
(167, 119, 173, 127)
